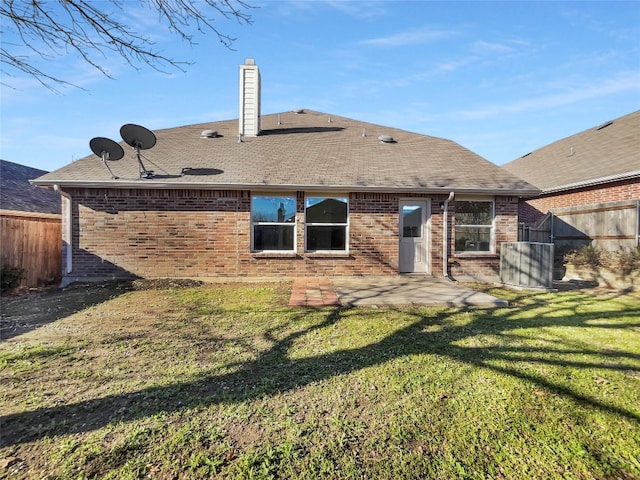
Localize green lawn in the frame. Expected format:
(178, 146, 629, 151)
(1, 282, 639, 479)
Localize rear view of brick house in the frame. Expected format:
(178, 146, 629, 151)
(33, 59, 539, 285)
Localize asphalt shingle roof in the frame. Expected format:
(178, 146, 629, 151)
(0, 160, 61, 214)
(502, 110, 640, 193)
(33, 110, 538, 195)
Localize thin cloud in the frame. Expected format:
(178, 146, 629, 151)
(455, 70, 640, 120)
(268, 0, 315, 16)
(325, 0, 388, 19)
(471, 40, 518, 55)
(358, 28, 458, 47)
(270, 0, 386, 19)
(357, 55, 480, 89)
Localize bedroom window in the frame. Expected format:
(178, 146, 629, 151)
(305, 197, 348, 252)
(251, 196, 296, 252)
(455, 200, 494, 253)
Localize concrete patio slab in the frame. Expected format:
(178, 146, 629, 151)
(332, 276, 508, 307)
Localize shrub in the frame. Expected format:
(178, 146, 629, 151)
(564, 245, 640, 274)
(564, 245, 607, 269)
(1, 265, 24, 293)
(612, 246, 640, 275)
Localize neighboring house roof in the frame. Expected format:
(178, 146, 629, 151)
(32, 110, 539, 196)
(0, 160, 61, 214)
(502, 110, 640, 194)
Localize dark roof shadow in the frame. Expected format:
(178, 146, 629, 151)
(146, 174, 184, 179)
(261, 127, 345, 135)
(181, 168, 224, 176)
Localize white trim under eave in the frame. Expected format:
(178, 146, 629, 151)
(31, 180, 541, 197)
(541, 170, 640, 195)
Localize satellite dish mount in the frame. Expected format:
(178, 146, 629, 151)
(89, 137, 125, 179)
(120, 124, 157, 179)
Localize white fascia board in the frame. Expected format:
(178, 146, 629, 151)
(542, 170, 640, 194)
(30, 178, 541, 197)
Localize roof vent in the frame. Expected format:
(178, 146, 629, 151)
(596, 120, 613, 131)
(200, 130, 218, 138)
(378, 134, 395, 143)
(293, 109, 305, 114)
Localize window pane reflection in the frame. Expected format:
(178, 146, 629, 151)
(252, 196, 296, 223)
(402, 205, 422, 238)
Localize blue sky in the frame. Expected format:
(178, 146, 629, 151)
(1, 1, 639, 172)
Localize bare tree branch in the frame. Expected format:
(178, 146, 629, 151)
(0, 0, 254, 91)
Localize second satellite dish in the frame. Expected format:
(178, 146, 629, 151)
(120, 124, 157, 150)
(120, 124, 156, 178)
(89, 137, 124, 179)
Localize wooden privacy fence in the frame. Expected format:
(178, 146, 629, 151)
(1, 209, 62, 288)
(519, 213, 554, 244)
(519, 200, 640, 252)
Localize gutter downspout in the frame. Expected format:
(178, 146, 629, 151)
(54, 185, 73, 275)
(636, 200, 639, 248)
(442, 191, 455, 277)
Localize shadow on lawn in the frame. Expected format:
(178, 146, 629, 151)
(0, 281, 134, 341)
(2, 288, 639, 446)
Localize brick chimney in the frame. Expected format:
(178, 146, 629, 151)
(239, 58, 261, 137)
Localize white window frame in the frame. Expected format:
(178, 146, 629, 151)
(454, 197, 495, 254)
(251, 194, 297, 253)
(304, 195, 349, 253)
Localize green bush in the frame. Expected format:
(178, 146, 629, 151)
(1, 265, 24, 293)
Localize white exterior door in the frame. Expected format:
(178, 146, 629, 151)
(399, 200, 429, 273)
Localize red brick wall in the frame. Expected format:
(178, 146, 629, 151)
(62, 188, 518, 280)
(519, 178, 640, 224)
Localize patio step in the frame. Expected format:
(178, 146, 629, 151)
(289, 277, 341, 307)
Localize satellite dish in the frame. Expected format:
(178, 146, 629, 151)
(120, 124, 156, 150)
(119, 124, 156, 178)
(89, 137, 124, 179)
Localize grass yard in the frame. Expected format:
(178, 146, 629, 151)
(1, 281, 639, 479)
